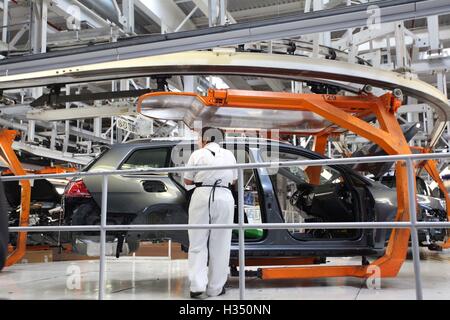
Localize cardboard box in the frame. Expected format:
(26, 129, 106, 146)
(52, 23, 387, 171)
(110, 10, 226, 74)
(52, 248, 98, 261)
(134, 241, 187, 259)
(19, 250, 53, 264)
(72, 240, 130, 257)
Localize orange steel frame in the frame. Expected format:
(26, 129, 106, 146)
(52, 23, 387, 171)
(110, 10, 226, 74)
(0, 129, 77, 267)
(138, 89, 450, 279)
(0, 130, 30, 267)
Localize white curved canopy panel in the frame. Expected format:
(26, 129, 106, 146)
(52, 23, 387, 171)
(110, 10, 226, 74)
(0, 50, 448, 145)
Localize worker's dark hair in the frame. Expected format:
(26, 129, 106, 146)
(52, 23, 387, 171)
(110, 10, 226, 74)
(201, 127, 225, 144)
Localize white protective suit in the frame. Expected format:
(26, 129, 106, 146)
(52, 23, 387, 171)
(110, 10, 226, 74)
(184, 142, 237, 296)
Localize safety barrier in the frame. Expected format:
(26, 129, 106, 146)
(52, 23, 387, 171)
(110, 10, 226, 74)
(4, 152, 450, 300)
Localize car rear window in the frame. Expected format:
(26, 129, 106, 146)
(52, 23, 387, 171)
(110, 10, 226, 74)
(82, 147, 110, 172)
(120, 148, 169, 170)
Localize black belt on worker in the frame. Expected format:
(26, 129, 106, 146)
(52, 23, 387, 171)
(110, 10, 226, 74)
(194, 179, 232, 212)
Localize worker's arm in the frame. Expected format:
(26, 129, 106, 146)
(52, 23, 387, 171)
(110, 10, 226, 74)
(232, 154, 238, 186)
(184, 150, 198, 186)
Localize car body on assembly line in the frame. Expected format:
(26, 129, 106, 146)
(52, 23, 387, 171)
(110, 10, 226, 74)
(62, 138, 448, 263)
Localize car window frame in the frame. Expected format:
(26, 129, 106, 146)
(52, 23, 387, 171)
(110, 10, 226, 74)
(82, 146, 111, 172)
(118, 146, 171, 172)
(267, 145, 370, 187)
(267, 146, 368, 242)
(168, 143, 198, 190)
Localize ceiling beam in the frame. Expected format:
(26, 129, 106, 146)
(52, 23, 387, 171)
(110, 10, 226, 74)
(413, 56, 450, 73)
(191, 1, 301, 25)
(191, 0, 236, 24)
(49, 0, 112, 29)
(136, 0, 196, 32)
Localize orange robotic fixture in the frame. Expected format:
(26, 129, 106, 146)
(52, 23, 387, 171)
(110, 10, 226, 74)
(0, 129, 77, 267)
(137, 88, 449, 279)
(0, 130, 31, 267)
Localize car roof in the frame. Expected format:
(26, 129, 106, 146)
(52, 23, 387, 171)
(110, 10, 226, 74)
(91, 137, 373, 185)
(121, 137, 294, 149)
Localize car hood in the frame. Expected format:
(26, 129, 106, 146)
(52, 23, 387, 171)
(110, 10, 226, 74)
(368, 179, 445, 212)
(367, 179, 445, 223)
(416, 194, 445, 211)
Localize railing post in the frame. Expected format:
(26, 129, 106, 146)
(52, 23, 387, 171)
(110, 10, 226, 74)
(168, 239, 172, 260)
(237, 168, 246, 300)
(405, 159, 423, 300)
(99, 175, 108, 300)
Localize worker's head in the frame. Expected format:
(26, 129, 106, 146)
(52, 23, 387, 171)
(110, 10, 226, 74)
(200, 127, 224, 147)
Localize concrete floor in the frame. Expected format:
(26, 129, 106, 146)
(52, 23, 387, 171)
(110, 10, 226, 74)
(0, 249, 449, 300)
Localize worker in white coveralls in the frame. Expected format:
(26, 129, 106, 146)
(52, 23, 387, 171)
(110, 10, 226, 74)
(184, 126, 237, 298)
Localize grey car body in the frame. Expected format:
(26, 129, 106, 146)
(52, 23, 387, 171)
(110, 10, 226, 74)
(62, 138, 447, 260)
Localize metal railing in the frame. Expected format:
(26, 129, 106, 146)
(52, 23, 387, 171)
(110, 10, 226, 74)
(4, 152, 450, 300)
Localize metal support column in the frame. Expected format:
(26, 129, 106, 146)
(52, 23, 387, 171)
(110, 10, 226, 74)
(63, 85, 70, 153)
(427, 15, 440, 52)
(237, 168, 245, 300)
(31, 0, 47, 54)
(208, 0, 217, 27)
(30, 0, 47, 99)
(99, 175, 109, 300)
(219, 0, 226, 25)
(394, 21, 409, 68)
(2, 0, 8, 43)
(122, 0, 135, 34)
(93, 117, 102, 137)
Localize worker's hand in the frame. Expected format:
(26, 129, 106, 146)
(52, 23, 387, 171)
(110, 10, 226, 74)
(184, 178, 194, 186)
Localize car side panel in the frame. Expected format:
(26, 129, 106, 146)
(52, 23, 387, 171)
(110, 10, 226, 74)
(82, 145, 186, 215)
(230, 146, 379, 257)
(86, 174, 185, 214)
